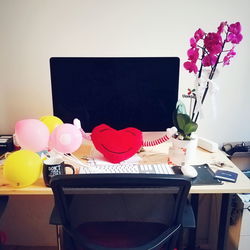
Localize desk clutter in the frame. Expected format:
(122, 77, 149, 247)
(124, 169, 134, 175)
(43, 146, 229, 186)
(0, 135, 14, 156)
(0, 115, 179, 187)
(0, 115, 241, 189)
(1, 139, 240, 188)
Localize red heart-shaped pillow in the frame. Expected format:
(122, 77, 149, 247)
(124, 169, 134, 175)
(91, 124, 143, 163)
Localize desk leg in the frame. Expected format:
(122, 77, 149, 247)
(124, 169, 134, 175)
(0, 196, 9, 248)
(217, 193, 232, 250)
(186, 194, 199, 250)
(0, 196, 9, 219)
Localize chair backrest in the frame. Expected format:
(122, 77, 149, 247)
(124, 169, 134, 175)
(50, 174, 191, 250)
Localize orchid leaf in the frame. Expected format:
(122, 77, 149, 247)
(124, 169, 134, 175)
(176, 113, 191, 131)
(184, 122, 198, 135)
(176, 102, 187, 115)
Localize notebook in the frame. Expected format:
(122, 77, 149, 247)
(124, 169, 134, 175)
(214, 169, 238, 183)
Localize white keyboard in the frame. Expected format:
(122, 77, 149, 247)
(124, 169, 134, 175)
(79, 163, 174, 175)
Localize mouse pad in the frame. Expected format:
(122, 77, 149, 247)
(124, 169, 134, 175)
(173, 164, 222, 185)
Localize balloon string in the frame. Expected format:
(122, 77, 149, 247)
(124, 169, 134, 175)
(80, 128, 91, 140)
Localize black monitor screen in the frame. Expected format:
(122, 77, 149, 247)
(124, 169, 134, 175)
(50, 57, 179, 132)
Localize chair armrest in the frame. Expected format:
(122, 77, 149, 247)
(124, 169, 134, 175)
(49, 206, 62, 225)
(182, 202, 196, 228)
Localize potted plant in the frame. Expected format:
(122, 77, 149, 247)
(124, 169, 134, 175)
(169, 21, 243, 165)
(169, 102, 198, 165)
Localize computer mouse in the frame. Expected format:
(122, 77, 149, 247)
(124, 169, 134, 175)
(181, 165, 198, 178)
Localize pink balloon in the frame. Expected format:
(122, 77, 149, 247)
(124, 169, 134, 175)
(15, 119, 50, 152)
(49, 124, 82, 153)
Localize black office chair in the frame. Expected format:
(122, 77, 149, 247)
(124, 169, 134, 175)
(50, 174, 193, 250)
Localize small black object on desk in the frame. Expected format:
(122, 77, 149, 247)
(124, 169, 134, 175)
(0, 135, 14, 156)
(214, 169, 238, 183)
(43, 159, 75, 187)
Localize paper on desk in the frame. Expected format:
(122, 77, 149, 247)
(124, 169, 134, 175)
(88, 149, 141, 166)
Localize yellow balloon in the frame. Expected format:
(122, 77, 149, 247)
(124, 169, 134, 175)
(40, 115, 63, 133)
(3, 150, 42, 188)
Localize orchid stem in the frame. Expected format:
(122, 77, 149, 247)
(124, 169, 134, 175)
(191, 48, 205, 121)
(192, 31, 228, 123)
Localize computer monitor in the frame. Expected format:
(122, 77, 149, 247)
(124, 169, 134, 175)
(50, 57, 179, 133)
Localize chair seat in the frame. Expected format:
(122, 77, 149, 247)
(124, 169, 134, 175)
(77, 221, 167, 248)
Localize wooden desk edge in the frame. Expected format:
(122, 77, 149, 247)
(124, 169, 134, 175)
(1, 146, 250, 195)
(1, 185, 249, 196)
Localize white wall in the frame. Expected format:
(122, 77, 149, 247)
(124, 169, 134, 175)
(0, 0, 249, 144)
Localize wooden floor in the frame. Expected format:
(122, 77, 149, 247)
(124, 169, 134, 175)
(2, 247, 57, 250)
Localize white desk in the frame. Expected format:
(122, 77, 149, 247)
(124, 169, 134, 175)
(1, 143, 250, 250)
(1, 145, 250, 195)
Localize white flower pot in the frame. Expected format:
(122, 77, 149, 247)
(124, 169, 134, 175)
(168, 136, 198, 165)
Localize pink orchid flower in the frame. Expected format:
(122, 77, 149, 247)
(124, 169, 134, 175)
(194, 28, 205, 41)
(227, 32, 243, 44)
(183, 21, 242, 124)
(204, 32, 223, 54)
(202, 54, 217, 66)
(227, 22, 243, 44)
(190, 37, 197, 48)
(229, 22, 242, 34)
(184, 21, 242, 77)
(183, 61, 198, 74)
(187, 48, 199, 62)
(223, 49, 236, 66)
(217, 21, 227, 34)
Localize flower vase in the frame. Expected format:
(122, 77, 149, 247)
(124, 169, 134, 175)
(168, 136, 198, 166)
